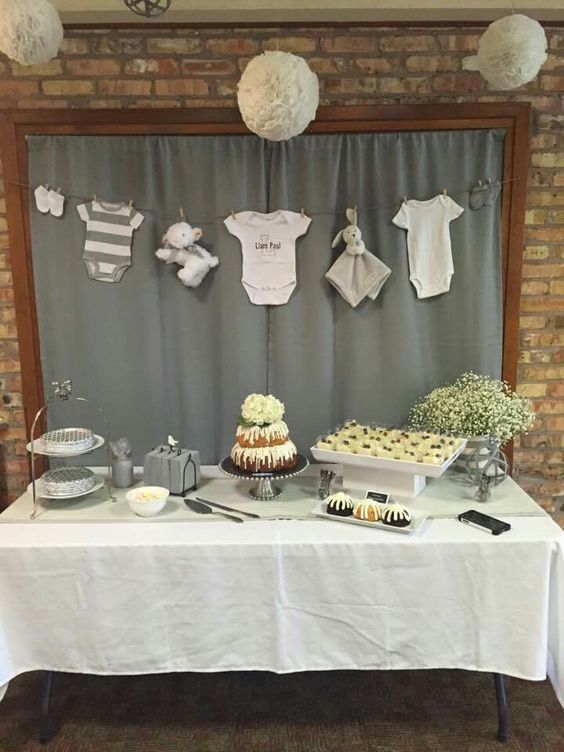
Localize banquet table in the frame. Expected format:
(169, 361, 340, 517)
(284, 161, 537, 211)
(1, 466, 563, 742)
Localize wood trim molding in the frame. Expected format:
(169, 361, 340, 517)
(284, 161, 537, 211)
(62, 22, 564, 28)
(0, 103, 531, 455)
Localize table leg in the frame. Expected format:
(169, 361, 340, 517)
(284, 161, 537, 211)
(493, 673, 508, 743)
(39, 671, 55, 745)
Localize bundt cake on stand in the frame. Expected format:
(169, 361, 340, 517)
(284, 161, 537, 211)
(220, 393, 308, 500)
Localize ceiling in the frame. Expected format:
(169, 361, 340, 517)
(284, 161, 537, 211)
(52, 0, 564, 25)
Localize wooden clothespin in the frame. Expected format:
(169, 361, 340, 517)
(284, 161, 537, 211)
(179, 207, 185, 220)
(56, 187, 62, 194)
(128, 199, 133, 208)
(93, 193, 98, 202)
(403, 195, 408, 203)
(300, 207, 305, 218)
(443, 188, 447, 196)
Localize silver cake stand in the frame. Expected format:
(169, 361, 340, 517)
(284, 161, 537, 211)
(219, 454, 309, 500)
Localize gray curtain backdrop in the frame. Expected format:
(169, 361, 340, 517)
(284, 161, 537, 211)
(28, 130, 504, 463)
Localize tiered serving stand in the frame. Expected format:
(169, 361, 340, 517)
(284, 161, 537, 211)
(219, 454, 309, 500)
(27, 380, 115, 519)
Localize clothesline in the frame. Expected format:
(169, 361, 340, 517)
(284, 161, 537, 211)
(4, 174, 520, 227)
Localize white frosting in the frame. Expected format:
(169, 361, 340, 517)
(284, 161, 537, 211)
(231, 439, 297, 469)
(326, 492, 353, 510)
(237, 420, 289, 444)
(356, 443, 373, 455)
(381, 503, 411, 523)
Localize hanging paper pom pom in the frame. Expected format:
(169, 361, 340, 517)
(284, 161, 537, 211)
(237, 51, 319, 142)
(463, 14, 547, 90)
(0, 0, 63, 66)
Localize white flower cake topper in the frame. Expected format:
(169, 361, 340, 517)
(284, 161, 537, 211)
(240, 393, 285, 426)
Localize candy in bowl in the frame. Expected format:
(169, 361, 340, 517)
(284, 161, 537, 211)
(126, 486, 169, 517)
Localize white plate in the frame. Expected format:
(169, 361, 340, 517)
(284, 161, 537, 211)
(27, 475, 105, 500)
(26, 434, 105, 457)
(312, 501, 429, 535)
(311, 439, 467, 478)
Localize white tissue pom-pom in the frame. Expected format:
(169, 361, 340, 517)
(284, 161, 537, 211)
(463, 14, 547, 90)
(0, 0, 63, 65)
(237, 51, 319, 141)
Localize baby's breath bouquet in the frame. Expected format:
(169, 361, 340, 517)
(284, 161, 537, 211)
(410, 372, 535, 446)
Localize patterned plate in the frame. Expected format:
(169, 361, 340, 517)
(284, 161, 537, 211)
(27, 434, 105, 457)
(41, 466, 95, 496)
(28, 474, 105, 501)
(41, 428, 94, 453)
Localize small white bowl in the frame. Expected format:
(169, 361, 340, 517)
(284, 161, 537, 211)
(126, 486, 169, 517)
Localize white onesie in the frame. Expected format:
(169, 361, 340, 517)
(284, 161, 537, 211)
(392, 194, 464, 299)
(225, 210, 311, 305)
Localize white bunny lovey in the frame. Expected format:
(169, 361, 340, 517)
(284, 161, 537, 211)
(331, 207, 367, 256)
(155, 220, 219, 288)
(325, 207, 391, 308)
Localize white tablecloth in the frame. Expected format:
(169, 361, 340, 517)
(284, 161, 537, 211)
(0, 470, 563, 709)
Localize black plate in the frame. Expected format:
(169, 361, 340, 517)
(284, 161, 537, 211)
(219, 454, 309, 480)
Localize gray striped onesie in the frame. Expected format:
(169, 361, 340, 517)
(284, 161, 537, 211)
(77, 200, 144, 283)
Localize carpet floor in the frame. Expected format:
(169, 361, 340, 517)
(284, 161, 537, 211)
(1, 670, 563, 752)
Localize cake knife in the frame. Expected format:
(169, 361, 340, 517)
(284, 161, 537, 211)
(194, 496, 261, 519)
(185, 498, 244, 523)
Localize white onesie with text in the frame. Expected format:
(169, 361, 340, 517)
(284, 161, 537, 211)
(225, 210, 311, 305)
(392, 195, 463, 299)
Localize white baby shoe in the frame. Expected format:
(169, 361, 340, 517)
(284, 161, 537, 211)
(48, 188, 65, 218)
(34, 185, 50, 214)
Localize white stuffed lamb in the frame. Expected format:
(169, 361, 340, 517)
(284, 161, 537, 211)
(155, 221, 219, 288)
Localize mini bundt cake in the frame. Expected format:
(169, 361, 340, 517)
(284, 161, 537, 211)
(326, 492, 354, 517)
(380, 503, 411, 528)
(353, 500, 380, 522)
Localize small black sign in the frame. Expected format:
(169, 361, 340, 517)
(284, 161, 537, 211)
(365, 490, 391, 504)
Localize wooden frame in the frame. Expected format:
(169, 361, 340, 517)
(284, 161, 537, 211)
(0, 103, 530, 453)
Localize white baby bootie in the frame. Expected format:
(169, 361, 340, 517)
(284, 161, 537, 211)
(48, 188, 65, 218)
(34, 185, 50, 214)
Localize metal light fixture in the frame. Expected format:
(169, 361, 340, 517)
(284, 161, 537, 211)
(123, 0, 172, 17)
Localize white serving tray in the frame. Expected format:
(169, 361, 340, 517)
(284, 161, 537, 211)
(310, 438, 467, 479)
(27, 475, 105, 500)
(26, 434, 105, 457)
(312, 501, 428, 535)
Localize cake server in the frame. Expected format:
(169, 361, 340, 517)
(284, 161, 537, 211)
(184, 498, 244, 523)
(194, 496, 261, 519)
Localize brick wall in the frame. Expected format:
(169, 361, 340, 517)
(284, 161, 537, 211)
(0, 26, 562, 520)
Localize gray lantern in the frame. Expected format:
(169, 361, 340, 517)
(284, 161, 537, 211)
(123, 0, 172, 16)
(464, 437, 509, 502)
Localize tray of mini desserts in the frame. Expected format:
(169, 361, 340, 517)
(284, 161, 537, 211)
(311, 421, 467, 478)
(313, 491, 428, 535)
